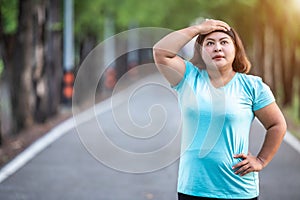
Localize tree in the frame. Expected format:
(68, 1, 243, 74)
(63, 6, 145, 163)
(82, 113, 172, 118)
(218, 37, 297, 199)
(9, 0, 36, 131)
(0, 0, 63, 134)
(35, 0, 63, 122)
(0, 0, 299, 138)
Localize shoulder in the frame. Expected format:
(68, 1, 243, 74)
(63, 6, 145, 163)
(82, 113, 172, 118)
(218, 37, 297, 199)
(184, 60, 206, 77)
(236, 73, 268, 91)
(235, 73, 273, 97)
(237, 73, 263, 84)
(172, 60, 205, 92)
(237, 73, 275, 110)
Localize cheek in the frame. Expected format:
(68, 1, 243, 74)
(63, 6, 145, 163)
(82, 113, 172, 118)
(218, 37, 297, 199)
(201, 48, 211, 62)
(224, 46, 236, 60)
(229, 48, 236, 60)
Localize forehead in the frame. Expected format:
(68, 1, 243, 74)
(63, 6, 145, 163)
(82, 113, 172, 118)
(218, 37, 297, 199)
(204, 31, 232, 41)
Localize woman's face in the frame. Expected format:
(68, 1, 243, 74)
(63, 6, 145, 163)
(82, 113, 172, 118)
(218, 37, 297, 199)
(201, 32, 236, 70)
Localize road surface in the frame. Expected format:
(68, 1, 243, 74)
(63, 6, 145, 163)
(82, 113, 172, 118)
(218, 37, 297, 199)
(0, 73, 299, 200)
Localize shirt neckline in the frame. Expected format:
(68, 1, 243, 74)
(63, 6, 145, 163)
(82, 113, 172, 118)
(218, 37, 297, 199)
(204, 70, 238, 89)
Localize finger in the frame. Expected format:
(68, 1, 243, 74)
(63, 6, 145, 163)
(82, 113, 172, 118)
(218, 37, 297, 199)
(235, 164, 251, 175)
(218, 21, 231, 29)
(209, 22, 229, 32)
(234, 165, 249, 174)
(213, 20, 231, 30)
(233, 153, 242, 158)
(201, 20, 230, 34)
(204, 19, 226, 27)
(220, 23, 231, 31)
(232, 159, 249, 169)
(240, 167, 254, 176)
(216, 25, 229, 32)
(234, 153, 247, 159)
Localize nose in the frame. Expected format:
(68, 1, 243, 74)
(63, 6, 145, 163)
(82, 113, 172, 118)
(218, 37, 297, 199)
(214, 43, 222, 52)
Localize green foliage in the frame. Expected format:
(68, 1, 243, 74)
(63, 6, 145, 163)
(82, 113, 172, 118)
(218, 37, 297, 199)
(74, 0, 214, 40)
(116, 0, 170, 28)
(0, 0, 18, 34)
(74, 0, 105, 41)
(73, 0, 263, 42)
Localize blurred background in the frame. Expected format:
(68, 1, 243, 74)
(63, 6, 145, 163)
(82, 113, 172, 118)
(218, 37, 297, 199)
(0, 0, 299, 166)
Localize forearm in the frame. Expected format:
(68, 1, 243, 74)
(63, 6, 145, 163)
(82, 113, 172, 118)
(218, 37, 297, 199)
(152, 19, 230, 86)
(257, 124, 286, 168)
(153, 25, 200, 58)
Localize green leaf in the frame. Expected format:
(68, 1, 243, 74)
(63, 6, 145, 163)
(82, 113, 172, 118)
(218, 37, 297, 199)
(0, 0, 18, 34)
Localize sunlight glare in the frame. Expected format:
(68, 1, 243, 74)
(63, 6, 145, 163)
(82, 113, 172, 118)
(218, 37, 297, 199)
(293, 0, 300, 11)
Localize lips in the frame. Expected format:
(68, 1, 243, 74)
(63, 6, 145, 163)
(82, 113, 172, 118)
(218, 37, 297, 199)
(212, 55, 225, 59)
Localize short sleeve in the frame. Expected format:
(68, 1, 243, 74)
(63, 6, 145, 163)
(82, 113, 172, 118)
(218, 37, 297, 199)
(252, 77, 275, 111)
(172, 60, 194, 92)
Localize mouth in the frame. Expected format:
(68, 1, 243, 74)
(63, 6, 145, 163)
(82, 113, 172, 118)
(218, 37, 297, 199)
(212, 55, 225, 59)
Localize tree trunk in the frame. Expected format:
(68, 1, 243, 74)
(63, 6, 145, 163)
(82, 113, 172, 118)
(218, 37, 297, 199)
(0, 0, 63, 134)
(0, 104, 2, 145)
(32, 0, 47, 122)
(0, 12, 4, 143)
(278, 28, 293, 107)
(9, 0, 36, 133)
(252, 22, 265, 77)
(289, 39, 297, 106)
(270, 40, 277, 98)
(34, 0, 62, 122)
(46, 0, 63, 116)
(251, 2, 265, 78)
(270, 28, 284, 100)
(297, 42, 300, 118)
(278, 31, 287, 105)
(263, 25, 274, 90)
(79, 36, 97, 66)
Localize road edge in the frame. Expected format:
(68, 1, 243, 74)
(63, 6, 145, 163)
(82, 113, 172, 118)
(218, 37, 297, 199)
(0, 73, 164, 183)
(1, 73, 300, 183)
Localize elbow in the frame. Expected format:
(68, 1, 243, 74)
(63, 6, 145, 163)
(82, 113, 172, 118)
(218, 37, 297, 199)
(279, 114, 287, 137)
(152, 46, 160, 63)
(275, 119, 287, 139)
(281, 120, 287, 137)
(266, 117, 287, 139)
(153, 45, 174, 65)
(153, 49, 166, 69)
(152, 46, 165, 64)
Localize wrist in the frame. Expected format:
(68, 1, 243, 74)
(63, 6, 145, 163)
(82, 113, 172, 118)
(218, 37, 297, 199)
(189, 25, 203, 36)
(256, 156, 266, 168)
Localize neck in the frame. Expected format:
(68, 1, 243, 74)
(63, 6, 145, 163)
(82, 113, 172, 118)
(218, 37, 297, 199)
(207, 67, 235, 88)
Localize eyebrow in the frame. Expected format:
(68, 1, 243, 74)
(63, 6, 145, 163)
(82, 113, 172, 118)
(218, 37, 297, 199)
(205, 36, 230, 41)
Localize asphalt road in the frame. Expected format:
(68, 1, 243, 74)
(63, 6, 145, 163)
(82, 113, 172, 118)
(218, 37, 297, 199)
(0, 73, 299, 200)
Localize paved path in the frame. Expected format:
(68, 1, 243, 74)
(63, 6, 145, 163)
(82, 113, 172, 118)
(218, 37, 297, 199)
(0, 73, 299, 200)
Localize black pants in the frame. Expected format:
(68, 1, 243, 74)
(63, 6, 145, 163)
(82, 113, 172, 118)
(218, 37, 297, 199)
(178, 193, 258, 200)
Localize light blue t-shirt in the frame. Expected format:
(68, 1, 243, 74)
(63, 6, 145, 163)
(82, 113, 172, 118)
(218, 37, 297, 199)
(173, 61, 275, 199)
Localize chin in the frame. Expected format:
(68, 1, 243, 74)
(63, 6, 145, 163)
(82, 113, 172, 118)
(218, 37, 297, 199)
(207, 64, 226, 70)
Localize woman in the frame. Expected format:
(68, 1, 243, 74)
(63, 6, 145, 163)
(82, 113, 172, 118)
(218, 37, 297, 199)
(153, 19, 287, 200)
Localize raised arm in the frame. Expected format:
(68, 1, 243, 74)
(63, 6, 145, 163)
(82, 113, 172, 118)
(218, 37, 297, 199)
(153, 19, 231, 86)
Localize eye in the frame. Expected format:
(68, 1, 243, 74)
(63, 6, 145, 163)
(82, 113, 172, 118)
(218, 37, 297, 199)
(206, 41, 214, 46)
(221, 40, 229, 45)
